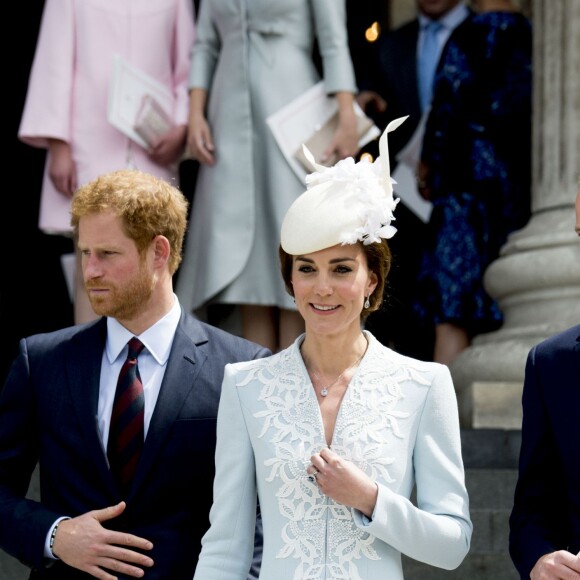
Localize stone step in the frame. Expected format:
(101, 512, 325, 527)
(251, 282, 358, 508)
(467, 468, 518, 511)
(469, 471, 517, 553)
(0, 553, 28, 580)
(403, 552, 518, 580)
(461, 428, 521, 469)
(402, 429, 522, 579)
(403, 468, 519, 579)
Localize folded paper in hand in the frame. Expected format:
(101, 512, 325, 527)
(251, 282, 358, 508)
(108, 55, 174, 149)
(266, 82, 380, 180)
(294, 112, 375, 170)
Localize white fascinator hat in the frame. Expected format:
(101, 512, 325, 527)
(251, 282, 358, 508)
(280, 116, 408, 255)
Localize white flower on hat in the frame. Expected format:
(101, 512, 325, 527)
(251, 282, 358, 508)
(280, 115, 408, 256)
(301, 116, 408, 246)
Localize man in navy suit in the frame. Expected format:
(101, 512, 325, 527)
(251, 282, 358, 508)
(0, 169, 268, 579)
(356, 0, 470, 360)
(509, 182, 580, 579)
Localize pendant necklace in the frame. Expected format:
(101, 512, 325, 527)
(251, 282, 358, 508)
(308, 349, 366, 397)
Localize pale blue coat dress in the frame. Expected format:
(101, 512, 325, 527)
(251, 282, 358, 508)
(193, 331, 472, 579)
(176, 0, 357, 314)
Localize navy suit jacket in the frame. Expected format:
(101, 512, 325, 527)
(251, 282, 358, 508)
(509, 324, 580, 578)
(357, 18, 434, 359)
(0, 310, 269, 579)
(358, 10, 473, 160)
(359, 11, 474, 361)
(358, 18, 422, 161)
(357, 19, 428, 359)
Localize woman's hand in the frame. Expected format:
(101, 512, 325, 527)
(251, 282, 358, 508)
(308, 447, 378, 518)
(149, 124, 187, 167)
(48, 139, 77, 197)
(322, 92, 359, 164)
(187, 115, 215, 166)
(186, 88, 215, 165)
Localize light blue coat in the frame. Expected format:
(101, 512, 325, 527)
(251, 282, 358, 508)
(177, 0, 357, 314)
(194, 332, 472, 579)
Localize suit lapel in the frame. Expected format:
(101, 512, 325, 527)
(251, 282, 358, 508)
(563, 328, 580, 481)
(402, 24, 421, 113)
(130, 314, 210, 492)
(66, 314, 216, 497)
(66, 319, 114, 487)
(572, 327, 580, 397)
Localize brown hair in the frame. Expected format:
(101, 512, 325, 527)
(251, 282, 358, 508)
(70, 169, 189, 275)
(279, 240, 392, 319)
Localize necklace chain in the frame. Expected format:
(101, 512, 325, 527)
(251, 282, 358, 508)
(308, 350, 366, 397)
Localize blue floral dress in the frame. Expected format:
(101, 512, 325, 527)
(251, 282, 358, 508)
(415, 11, 532, 337)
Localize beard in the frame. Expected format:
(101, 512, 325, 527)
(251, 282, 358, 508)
(86, 264, 154, 320)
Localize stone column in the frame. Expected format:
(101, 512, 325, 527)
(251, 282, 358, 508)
(451, 0, 580, 428)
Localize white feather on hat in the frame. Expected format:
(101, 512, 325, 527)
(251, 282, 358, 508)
(280, 115, 408, 255)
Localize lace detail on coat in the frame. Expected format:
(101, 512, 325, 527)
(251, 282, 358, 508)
(242, 335, 431, 579)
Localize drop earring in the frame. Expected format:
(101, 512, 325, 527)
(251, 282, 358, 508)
(364, 295, 370, 309)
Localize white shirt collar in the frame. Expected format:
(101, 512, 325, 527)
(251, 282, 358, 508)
(418, 2, 470, 32)
(105, 294, 182, 365)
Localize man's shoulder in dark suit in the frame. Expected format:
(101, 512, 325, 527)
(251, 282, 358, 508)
(178, 311, 272, 362)
(534, 323, 580, 354)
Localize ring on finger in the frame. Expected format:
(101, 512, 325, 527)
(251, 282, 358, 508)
(307, 469, 318, 483)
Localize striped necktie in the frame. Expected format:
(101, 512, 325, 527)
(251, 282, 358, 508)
(108, 337, 145, 494)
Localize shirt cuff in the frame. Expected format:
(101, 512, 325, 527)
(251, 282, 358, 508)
(43, 517, 70, 559)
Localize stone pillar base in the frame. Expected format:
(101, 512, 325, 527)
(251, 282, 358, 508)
(470, 381, 523, 430)
(450, 204, 580, 428)
(451, 340, 532, 428)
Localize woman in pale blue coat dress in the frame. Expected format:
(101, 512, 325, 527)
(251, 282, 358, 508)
(193, 119, 472, 579)
(176, 0, 359, 353)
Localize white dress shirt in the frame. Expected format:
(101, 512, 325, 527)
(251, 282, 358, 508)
(98, 295, 181, 447)
(44, 295, 181, 558)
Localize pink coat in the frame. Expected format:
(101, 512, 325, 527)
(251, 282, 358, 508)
(19, 0, 195, 234)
